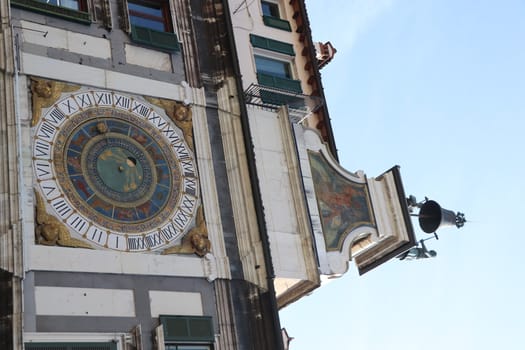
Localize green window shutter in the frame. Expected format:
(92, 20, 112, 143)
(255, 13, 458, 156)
(160, 315, 214, 343)
(256, 72, 276, 87)
(250, 34, 295, 56)
(258, 90, 305, 107)
(257, 72, 302, 93)
(188, 317, 214, 340)
(259, 90, 287, 106)
(273, 76, 302, 92)
(262, 15, 292, 31)
(256, 73, 303, 106)
(10, 0, 91, 24)
(25, 342, 116, 350)
(131, 25, 180, 52)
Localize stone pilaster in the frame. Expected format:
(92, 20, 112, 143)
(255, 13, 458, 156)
(0, 3, 24, 349)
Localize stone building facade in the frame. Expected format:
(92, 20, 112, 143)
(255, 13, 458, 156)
(0, 1, 416, 349)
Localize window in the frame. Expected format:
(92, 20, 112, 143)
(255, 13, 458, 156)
(34, 0, 85, 11)
(261, 0, 291, 31)
(250, 34, 303, 106)
(249, 34, 302, 97)
(10, 0, 90, 23)
(125, 0, 180, 51)
(261, 0, 279, 17)
(159, 315, 214, 350)
(254, 55, 302, 106)
(255, 55, 291, 79)
(254, 55, 302, 94)
(128, 0, 172, 32)
(25, 342, 117, 350)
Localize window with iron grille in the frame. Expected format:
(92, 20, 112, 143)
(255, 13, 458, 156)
(250, 34, 303, 106)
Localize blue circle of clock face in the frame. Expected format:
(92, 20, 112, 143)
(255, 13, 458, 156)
(82, 130, 155, 205)
(53, 108, 182, 233)
(94, 145, 146, 197)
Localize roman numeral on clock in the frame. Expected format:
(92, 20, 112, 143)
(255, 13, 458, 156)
(67, 214, 89, 234)
(34, 139, 51, 159)
(50, 197, 73, 219)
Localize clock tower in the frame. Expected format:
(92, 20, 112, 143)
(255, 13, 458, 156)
(1, 1, 418, 349)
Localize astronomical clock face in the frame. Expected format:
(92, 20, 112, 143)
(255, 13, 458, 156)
(32, 87, 199, 252)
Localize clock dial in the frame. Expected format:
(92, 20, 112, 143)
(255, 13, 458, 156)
(33, 89, 199, 252)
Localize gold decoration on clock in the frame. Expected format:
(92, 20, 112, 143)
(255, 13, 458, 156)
(30, 78, 79, 126)
(162, 206, 210, 256)
(32, 84, 202, 252)
(146, 97, 194, 150)
(34, 191, 93, 249)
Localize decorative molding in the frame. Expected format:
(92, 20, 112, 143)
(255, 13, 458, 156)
(217, 78, 267, 289)
(307, 150, 374, 252)
(100, 0, 113, 30)
(298, 127, 377, 275)
(191, 86, 231, 280)
(173, 0, 200, 87)
(213, 279, 238, 350)
(181, 81, 193, 106)
(353, 166, 416, 274)
(21, 53, 189, 102)
(117, 0, 131, 33)
(24, 332, 127, 346)
(274, 107, 319, 307)
(202, 253, 218, 282)
(299, 127, 416, 276)
(28, 245, 208, 277)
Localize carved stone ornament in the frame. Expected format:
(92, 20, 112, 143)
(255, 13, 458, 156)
(30, 78, 79, 126)
(162, 206, 211, 256)
(35, 191, 93, 249)
(146, 97, 194, 150)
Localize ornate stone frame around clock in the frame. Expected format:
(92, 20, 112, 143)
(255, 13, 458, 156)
(31, 78, 209, 256)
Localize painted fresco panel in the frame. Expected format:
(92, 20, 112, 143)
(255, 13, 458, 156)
(308, 151, 374, 251)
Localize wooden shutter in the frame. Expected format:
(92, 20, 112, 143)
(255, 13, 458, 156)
(159, 315, 214, 343)
(25, 342, 117, 350)
(250, 34, 295, 56)
(130, 25, 180, 51)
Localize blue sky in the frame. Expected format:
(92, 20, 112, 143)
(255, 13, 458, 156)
(279, 1, 525, 349)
